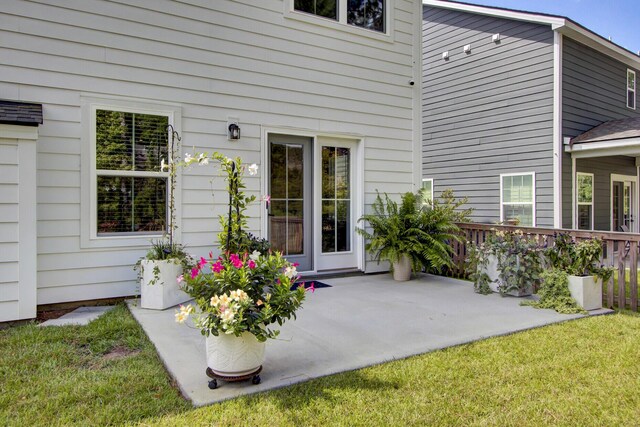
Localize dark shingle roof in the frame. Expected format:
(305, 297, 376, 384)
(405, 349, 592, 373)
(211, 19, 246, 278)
(0, 100, 43, 126)
(571, 117, 640, 144)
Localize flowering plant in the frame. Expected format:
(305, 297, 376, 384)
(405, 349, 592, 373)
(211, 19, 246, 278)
(175, 152, 307, 341)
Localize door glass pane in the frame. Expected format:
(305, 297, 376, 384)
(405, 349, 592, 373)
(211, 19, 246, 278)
(269, 142, 305, 256)
(336, 200, 351, 252)
(322, 146, 351, 253)
(288, 200, 304, 255)
(322, 200, 335, 253)
(336, 147, 350, 199)
(322, 147, 335, 199)
(287, 145, 304, 199)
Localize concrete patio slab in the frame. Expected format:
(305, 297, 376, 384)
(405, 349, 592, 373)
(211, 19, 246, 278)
(128, 274, 606, 407)
(39, 306, 116, 327)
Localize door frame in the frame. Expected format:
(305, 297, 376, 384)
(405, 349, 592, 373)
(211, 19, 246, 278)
(261, 126, 364, 274)
(610, 173, 637, 232)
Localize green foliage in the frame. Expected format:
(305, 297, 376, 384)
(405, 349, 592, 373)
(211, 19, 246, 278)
(135, 240, 194, 286)
(546, 234, 614, 283)
(521, 268, 586, 314)
(177, 152, 305, 341)
(356, 189, 466, 274)
(467, 230, 543, 296)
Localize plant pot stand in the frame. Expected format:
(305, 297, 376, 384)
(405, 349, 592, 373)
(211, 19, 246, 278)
(205, 366, 262, 389)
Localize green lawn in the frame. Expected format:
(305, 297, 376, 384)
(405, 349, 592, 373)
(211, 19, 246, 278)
(2, 305, 640, 426)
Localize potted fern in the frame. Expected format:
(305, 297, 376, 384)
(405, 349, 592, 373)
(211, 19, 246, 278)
(137, 125, 194, 310)
(356, 189, 465, 281)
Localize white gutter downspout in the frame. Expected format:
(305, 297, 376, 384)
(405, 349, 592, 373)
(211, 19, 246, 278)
(553, 31, 563, 228)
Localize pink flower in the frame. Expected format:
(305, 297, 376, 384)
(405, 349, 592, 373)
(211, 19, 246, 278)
(307, 282, 315, 293)
(248, 260, 256, 270)
(232, 259, 243, 269)
(199, 257, 207, 269)
(262, 194, 271, 203)
(176, 275, 184, 284)
(212, 261, 224, 273)
(191, 267, 199, 279)
(209, 251, 213, 259)
(292, 262, 300, 267)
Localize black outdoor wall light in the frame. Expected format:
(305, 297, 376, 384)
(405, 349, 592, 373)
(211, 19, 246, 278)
(228, 123, 240, 140)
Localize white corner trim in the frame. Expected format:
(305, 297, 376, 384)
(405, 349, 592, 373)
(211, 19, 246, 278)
(552, 32, 563, 228)
(0, 124, 39, 140)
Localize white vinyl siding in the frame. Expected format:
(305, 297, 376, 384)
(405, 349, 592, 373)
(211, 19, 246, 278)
(0, 0, 420, 304)
(576, 172, 594, 230)
(628, 69, 636, 110)
(500, 172, 535, 226)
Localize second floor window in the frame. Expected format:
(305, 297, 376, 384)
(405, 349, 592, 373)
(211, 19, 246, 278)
(294, 0, 385, 33)
(628, 69, 636, 110)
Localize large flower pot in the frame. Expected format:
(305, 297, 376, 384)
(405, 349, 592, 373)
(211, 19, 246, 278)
(480, 254, 532, 297)
(206, 332, 266, 377)
(568, 275, 602, 311)
(392, 254, 412, 281)
(140, 259, 189, 310)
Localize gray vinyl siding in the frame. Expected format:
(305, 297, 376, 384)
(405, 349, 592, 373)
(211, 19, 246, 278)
(576, 156, 636, 231)
(422, 6, 555, 226)
(561, 38, 640, 228)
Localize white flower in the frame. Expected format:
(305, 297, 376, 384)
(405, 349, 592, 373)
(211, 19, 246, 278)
(284, 266, 298, 279)
(184, 153, 194, 164)
(248, 163, 258, 176)
(174, 304, 193, 323)
(201, 157, 209, 165)
(160, 158, 168, 172)
(249, 250, 261, 261)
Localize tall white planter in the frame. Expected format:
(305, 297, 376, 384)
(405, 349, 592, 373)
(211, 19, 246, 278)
(392, 254, 412, 282)
(568, 275, 602, 311)
(479, 254, 532, 297)
(206, 332, 266, 377)
(140, 259, 189, 310)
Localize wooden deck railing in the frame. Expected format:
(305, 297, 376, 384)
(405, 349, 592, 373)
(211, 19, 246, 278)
(451, 223, 640, 312)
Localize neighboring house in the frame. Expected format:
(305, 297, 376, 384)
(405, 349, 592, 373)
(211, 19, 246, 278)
(422, 0, 640, 231)
(0, 0, 423, 322)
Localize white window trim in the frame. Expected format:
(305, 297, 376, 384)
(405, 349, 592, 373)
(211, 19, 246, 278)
(284, 0, 394, 42)
(576, 172, 594, 230)
(499, 172, 536, 227)
(628, 69, 636, 110)
(80, 96, 182, 249)
(421, 178, 433, 206)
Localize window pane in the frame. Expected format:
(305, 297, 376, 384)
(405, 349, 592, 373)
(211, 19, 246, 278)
(629, 91, 636, 109)
(96, 110, 168, 172)
(422, 180, 433, 203)
(577, 174, 593, 203)
(322, 200, 335, 253)
(629, 71, 636, 90)
(133, 113, 169, 172)
(502, 175, 533, 203)
(578, 205, 592, 230)
(347, 0, 384, 32)
(503, 204, 533, 227)
(294, 0, 337, 19)
(97, 176, 166, 234)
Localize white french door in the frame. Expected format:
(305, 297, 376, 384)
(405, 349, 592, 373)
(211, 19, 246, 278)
(611, 174, 636, 232)
(314, 137, 358, 271)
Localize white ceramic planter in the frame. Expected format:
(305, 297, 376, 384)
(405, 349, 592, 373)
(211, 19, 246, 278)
(568, 275, 602, 311)
(479, 254, 532, 297)
(140, 259, 189, 310)
(206, 332, 266, 377)
(392, 254, 412, 281)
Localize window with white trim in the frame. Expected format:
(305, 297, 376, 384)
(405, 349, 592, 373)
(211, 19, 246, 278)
(94, 108, 170, 236)
(293, 0, 386, 32)
(421, 178, 433, 207)
(576, 172, 594, 230)
(628, 69, 636, 110)
(500, 173, 535, 226)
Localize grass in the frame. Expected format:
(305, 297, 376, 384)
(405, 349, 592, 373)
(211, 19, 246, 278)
(2, 306, 640, 426)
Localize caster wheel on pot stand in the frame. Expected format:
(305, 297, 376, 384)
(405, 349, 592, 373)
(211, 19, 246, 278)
(208, 379, 218, 390)
(252, 375, 261, 385)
